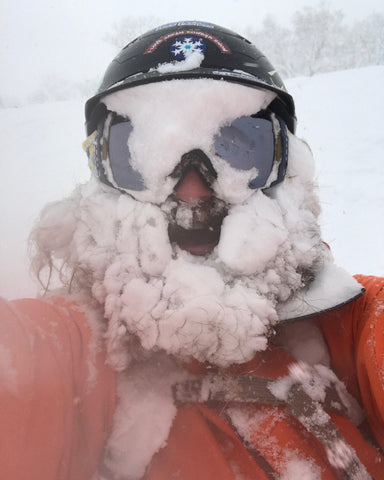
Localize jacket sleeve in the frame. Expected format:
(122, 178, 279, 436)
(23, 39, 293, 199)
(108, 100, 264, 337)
(318, 275, 384, 451)
(0, 297, 116, 480)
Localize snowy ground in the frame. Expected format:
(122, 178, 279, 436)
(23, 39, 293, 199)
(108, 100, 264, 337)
(0, 66, 383, 299)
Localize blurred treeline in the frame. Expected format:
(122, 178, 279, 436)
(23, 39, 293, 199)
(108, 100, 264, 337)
(105, 5, 384, 78)
(244, 7, 384, 77)
(4, 4, 383, 107)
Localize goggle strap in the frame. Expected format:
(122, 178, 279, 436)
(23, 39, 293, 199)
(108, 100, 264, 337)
(270, 115, 288, 187)
(82, 130, 97, 156)
(82, 130, 98, 171)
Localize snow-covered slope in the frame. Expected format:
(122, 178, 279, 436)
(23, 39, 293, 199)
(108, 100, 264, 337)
(0, 66, 383, 299)
(287, 66, 384, 278)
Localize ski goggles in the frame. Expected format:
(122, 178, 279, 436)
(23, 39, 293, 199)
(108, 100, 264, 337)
(83, 109, 288, 193)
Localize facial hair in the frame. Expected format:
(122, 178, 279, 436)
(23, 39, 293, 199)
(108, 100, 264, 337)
(31, 134, 325, 370)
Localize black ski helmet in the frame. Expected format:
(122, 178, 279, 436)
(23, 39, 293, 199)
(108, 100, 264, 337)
(85, 21, 296, 135)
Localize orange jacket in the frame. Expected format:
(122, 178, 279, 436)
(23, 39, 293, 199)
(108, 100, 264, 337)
(0, 298, 116, 480)
(1, 275, 383, 479)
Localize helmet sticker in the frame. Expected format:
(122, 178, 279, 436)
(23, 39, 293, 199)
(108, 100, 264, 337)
(170, 36, 207, 60)
(145, 30, 231, 54)
(156, 21, 215, 30)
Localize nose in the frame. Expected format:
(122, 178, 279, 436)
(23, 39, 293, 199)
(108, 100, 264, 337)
(174, 168, 213, 202)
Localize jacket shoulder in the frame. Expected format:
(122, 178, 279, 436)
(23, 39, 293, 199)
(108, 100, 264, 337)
(353, 274, 384, 307)
(318, 274, 384, 451)
(0, 296, 116, 480)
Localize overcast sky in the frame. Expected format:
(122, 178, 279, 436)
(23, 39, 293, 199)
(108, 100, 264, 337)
(2, 0, 384, 101)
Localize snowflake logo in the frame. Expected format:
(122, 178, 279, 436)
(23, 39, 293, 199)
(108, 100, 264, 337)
(170, 36, 207, 60)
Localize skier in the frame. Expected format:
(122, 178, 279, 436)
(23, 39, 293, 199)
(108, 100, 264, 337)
(1, 21, 383, 480)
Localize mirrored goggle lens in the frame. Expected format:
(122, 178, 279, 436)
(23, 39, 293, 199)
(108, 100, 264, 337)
(108, 122, 145, 191)
(214, 116, 275, 189)
(85, 112, 287, 193)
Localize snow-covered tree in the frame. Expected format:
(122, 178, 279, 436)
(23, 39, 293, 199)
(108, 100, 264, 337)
(245, 16, 294, 78)
(352, 14, 384, 67)
(104, 16, 162, 49)
(244, 4, 384, 78)
(291, 3, 349, 76)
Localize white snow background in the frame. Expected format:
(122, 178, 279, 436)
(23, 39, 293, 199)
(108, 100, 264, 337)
(0, 66, 383, 299)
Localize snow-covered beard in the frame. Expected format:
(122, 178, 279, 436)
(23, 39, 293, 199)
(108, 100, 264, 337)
(30, 79, 328, 369)
(31, 131, 325, 370)
(106, 179, 323, 370)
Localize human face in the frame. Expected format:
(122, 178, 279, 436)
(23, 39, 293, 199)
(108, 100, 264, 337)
(91, 80, 286, 256)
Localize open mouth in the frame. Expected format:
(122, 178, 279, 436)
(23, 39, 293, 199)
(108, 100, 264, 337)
(168, 224, 222, 255)
(167, 197, 228, 256)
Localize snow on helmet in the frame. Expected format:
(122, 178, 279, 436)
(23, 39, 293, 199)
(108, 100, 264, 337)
(85, 21, 296, 135)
